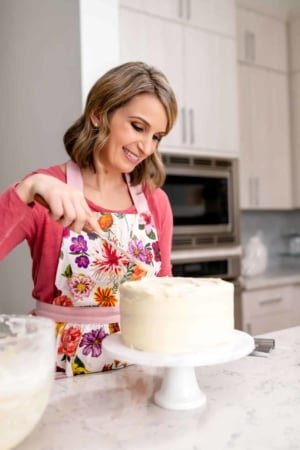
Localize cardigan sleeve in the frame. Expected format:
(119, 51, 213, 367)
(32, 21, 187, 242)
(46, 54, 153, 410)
(0, 185, 36, 260)
(0, 165, 65, 261)
(145, 186, 174, 277)
(0, 166, 66, 302)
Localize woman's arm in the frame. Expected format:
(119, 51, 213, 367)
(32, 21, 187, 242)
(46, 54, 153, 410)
(0, 167, 101, 261)
(15, 173, 99, 232)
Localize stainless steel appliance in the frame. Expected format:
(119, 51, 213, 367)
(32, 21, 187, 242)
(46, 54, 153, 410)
(171, 247, 242, 330)
(162, 153, 240, 249)
(161, 152, 242, 329)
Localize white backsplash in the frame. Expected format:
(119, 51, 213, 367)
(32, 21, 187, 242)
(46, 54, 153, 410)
(241, 211, 300, 270)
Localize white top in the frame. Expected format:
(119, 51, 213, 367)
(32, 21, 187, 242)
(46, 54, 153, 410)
(15, 326, 300, 450)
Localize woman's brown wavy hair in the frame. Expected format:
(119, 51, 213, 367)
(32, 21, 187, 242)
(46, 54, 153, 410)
(63, 61, 178, 188)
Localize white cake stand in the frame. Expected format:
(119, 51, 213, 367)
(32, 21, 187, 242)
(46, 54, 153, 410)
(102, 330, 254, 411)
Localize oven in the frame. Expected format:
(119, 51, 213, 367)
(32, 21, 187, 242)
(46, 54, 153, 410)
(171, 247, 243, 330)
(161, 153, 240, 250)
(161, 152, 242, 329)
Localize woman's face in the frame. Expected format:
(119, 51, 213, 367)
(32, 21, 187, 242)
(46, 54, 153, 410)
(94, 93, 167, 173)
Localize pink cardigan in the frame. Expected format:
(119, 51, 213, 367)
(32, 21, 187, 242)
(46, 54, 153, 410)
(0, 165, 173, 303)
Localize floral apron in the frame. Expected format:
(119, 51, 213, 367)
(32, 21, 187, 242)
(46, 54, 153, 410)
(35, 160, 161, 376)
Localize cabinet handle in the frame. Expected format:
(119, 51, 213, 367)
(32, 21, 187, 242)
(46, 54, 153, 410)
(249, 177, 253, 206)
(245, 31, 256, 62)
(186, 0, 191, 20)
(181, 107, 186, 143)
(249, 177, 256, 206)
(259, 297, 282, 306)
(178, 0, 183, 18)
(254, 177, 259, 207)
(246, 323, 252, 334)
(189, 108, 194, 144)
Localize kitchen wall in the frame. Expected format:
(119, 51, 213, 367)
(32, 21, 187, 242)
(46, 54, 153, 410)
(0, 0, 119, 313)
(241, 211, 300, 270)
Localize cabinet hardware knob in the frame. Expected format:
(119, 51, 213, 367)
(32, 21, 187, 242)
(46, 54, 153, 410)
(181, 107, 187, 143)
(178, 0, 183, 18)
(186, 0, 191, 20)
(259, 297, 282, 306)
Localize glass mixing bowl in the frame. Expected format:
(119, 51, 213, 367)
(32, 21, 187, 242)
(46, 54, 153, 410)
(0, 314, 56, 450)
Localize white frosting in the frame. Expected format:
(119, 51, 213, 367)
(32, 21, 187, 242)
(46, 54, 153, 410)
(119, 277, 234, 353)
(0, 377, 53, 450)
(0, 315, 55, 449)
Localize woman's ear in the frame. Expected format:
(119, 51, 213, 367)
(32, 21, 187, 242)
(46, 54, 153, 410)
(90, 110, 99, 128)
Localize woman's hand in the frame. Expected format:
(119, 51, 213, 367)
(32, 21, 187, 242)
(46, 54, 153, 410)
(16, 173, 101, 233)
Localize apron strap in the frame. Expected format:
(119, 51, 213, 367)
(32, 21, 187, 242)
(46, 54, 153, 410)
(66, 160, 150, 214)
(66, 160, 84, 190)
(34, 300, 120, 324)
(124, 173, 150, 214)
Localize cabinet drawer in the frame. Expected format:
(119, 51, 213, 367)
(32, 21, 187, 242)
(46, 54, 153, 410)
(244, 310, 300, 336)
(242, 286, 294, 317)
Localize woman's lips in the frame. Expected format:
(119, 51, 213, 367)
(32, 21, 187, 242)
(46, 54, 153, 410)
(123, 147, 139, 163)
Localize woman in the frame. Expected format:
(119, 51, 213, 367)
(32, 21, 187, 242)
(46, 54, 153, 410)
(0, 61, 178, 376)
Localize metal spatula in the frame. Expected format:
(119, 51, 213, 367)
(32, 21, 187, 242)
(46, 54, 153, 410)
(34, 194, 155, 276)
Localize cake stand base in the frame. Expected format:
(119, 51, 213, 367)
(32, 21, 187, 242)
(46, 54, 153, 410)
(154, 366, 207, 410)
(103, 330, 254, 411)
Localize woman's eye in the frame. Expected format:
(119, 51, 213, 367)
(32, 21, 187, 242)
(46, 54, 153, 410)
(132, 123, 143, 132)
(153, 135, 162, 143)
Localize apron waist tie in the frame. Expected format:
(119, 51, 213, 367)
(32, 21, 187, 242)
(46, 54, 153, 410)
(34, 300, 120, 324)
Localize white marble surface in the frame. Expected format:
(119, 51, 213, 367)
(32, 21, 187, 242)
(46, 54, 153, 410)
(241, 267, 300, 290)
(15, 327, 300, 450)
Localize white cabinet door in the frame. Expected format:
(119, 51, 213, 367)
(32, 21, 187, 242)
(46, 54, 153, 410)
(189, 0, 235, 36)
(289, 18, 300, 207)
(119, 0, 182, 21)
(120, 0, 236, 36)
(119, 5, 238, 156)
(185, 28, 238, 154)
(237, 8, 287, 72)
(239, 65, 292, 209)
(291, 74, 300, 207)
(289, 18, 300, 72)
(119, 8, 184, 147)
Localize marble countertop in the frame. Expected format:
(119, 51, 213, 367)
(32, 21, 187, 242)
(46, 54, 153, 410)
(241, 267, 300, 290)
(16, 326, 300, 450)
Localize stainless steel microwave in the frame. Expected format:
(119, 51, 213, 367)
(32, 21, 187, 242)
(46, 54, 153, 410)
(161, 153, 240, 249)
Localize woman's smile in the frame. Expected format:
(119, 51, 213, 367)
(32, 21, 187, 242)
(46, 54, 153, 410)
(123, 147, 139, 163)
(98, 93, 168, 172)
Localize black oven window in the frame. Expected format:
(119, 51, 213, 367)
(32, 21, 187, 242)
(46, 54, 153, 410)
(163, 175, 229, 226)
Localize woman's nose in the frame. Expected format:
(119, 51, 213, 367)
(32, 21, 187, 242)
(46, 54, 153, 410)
(138, 136, 154, 156)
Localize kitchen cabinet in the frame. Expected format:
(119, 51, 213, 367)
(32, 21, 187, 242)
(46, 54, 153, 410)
(119, 9, 183, 148)
(290, 73, 300, 207)
(289, 19, 300, 207)
(289, 18, 300, 72)
(119, 0, 180, 21)
(237, 7, 288, 72)
(237, 6, 292, 209)
(242, 284, 300, 335)
(238, 61, 292, 209)
(119, 0, 235, 36)
(119, 4, 239, 157)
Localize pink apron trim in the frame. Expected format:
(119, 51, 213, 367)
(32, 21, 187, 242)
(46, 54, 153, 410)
(66, 161, 149, 214)
(66, 160, 84, 190)
(34, 300, 120, 324)
(124, 173, 150, 214)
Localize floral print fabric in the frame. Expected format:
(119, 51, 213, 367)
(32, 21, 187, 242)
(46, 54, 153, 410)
(54, 209, 161, 376)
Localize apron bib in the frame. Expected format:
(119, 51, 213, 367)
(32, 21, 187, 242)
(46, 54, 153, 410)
(36, 161, 161, 376)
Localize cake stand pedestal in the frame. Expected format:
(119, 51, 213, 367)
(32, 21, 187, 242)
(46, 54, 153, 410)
(102, 330, 254, 411)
